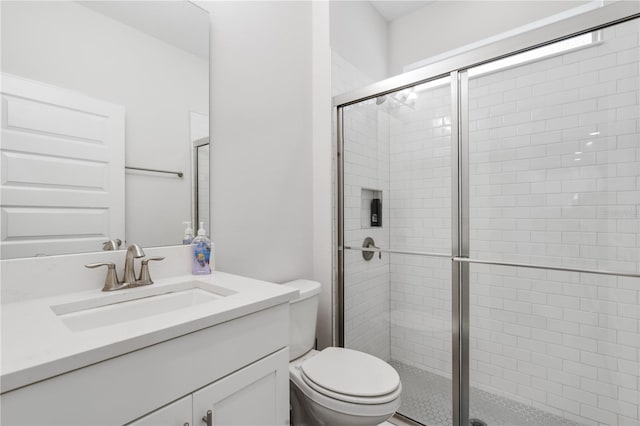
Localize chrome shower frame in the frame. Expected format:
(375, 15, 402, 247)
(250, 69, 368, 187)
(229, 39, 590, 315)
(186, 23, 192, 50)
(333, 3, 640, 426)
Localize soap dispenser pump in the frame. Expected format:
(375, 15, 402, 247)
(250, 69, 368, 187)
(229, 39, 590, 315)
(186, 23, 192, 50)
(182, 221, 194, 245)
(191, 221, 212, 275)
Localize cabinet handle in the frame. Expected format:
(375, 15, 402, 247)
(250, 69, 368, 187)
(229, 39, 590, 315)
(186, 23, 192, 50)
(184, 423, 190, 426)
(202, 410, 212, 426)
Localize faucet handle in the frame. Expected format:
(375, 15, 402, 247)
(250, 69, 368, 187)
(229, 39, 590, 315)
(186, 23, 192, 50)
(102, 238, 122, 251)
(102, 239, 122, 251)
(135, 257, 165, 286)
(85, 262, 125, 292)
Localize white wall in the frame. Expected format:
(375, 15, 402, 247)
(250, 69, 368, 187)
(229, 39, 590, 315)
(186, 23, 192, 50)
(330, 1, 389, 81)
(311, 1, 334, 349)
(199, 1, 315, 288)
(388, 1, 589, 76)
(0, 1, 208, 247)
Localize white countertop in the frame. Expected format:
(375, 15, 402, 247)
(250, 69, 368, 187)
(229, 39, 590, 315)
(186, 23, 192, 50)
(1, 271, 298, 393)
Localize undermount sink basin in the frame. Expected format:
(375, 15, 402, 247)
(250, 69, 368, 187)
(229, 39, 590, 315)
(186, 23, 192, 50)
(51, 280, 236, 332)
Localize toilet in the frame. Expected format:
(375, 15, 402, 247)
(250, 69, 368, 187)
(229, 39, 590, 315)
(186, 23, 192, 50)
(283, 280, 401, 426)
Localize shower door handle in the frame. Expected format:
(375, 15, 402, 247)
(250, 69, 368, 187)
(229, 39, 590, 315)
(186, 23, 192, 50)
(345, 246, 450, 259)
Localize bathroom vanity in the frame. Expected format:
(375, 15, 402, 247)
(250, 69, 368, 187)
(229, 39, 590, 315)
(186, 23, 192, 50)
(1, 255, 297, 426)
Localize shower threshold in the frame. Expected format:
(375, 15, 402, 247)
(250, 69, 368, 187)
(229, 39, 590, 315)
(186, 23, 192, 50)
(390, 361, 580, 426)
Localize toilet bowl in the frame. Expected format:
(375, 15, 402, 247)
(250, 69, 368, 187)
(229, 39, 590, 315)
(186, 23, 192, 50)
(283, 280, 401, 426)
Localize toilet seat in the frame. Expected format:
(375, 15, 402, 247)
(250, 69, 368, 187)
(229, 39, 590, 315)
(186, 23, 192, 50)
(301, 372, 402, 405)
(289, 350, 401, 420)
(299, 348, 401, 405)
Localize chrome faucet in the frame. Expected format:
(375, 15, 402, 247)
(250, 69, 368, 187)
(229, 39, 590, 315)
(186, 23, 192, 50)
(86, 243, 164, 291)
(123, 243, 145, 286)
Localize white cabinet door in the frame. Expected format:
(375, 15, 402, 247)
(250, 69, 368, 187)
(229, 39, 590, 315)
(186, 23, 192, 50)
(128, 395, 192, 426)
(0, 73, 125, 258)
(193, 349, 289, 426)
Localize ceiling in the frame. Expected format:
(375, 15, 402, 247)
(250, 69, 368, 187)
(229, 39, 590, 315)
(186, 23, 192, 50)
(370, 1, 434, 21)
(79, 1, 209, 59)
(80, 1, 430, 55)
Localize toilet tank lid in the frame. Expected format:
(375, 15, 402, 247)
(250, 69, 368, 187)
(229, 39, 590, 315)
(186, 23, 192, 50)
(282, 279, 321, 301)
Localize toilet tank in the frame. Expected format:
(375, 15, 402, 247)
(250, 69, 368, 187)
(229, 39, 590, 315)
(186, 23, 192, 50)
(282, 280, 321, 361)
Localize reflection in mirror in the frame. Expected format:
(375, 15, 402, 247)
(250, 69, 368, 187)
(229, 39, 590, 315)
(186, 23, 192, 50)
(0, 1, 210, 259)
(196, 144, 210, 229)
(190, 112, 210, 232)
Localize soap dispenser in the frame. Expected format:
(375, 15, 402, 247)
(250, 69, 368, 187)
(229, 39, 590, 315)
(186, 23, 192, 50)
(182, 221, 194, 245)
(371, 198, 382, 227)
(191, 221, 212, 275)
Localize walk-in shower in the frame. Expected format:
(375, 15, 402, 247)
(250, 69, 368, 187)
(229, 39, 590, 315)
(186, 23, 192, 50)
(335, 4, 639, 426)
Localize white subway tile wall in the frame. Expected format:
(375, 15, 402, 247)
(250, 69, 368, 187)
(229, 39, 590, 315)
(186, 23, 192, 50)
(467, 20, 639, 424)
(469, 23, 639, 273)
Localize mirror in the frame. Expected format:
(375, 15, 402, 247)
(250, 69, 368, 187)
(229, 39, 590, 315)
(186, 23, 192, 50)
(0, 1, 210, 259)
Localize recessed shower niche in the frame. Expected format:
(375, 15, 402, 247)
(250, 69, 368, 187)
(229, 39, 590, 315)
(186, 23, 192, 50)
(360, 188, 383, 229)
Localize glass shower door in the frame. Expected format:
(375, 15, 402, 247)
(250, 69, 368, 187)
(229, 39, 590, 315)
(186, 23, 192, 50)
(466, 18, 640, 426)
(341, 76, 454, 425)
